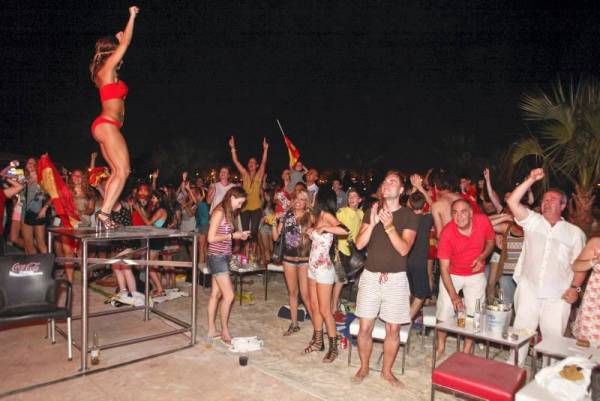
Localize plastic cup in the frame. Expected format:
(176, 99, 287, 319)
(239, 355, 248, 366)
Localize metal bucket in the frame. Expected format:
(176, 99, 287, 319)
(485, 303, 512, 337)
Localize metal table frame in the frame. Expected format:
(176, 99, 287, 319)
(48, 226, 198, 372)
(432, 319, 535, 370)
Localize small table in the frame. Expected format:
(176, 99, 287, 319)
(48, 226, 198, 372)
(432, 319, 535, 369)
(516, 374, 592, 401)
(229, 264, 265, 305)
(532, 336, 598, 376)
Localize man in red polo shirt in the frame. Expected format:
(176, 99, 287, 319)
(436, 198, 495, 356)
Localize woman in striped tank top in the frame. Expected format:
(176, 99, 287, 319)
(206, 187, 249, 343)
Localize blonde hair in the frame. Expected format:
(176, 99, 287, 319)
(89, 36, 118, 82)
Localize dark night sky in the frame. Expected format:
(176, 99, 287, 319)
(3, 1, 600, 177)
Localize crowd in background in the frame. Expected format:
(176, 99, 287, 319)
(1, 136, 599, 372)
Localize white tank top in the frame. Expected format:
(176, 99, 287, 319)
(209, 182, 236, 214)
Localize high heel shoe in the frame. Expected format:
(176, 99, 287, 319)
(95, 210, 119, 231)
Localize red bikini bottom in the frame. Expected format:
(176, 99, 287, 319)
(91, 116, 123, 134)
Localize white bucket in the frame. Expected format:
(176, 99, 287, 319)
(485, 304, 512, 337)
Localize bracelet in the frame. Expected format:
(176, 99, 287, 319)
(384, 225, 395, 234)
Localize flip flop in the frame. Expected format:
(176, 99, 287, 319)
(220, 337, 232, 346)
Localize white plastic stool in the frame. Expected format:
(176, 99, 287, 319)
(347, 318, 411, 374)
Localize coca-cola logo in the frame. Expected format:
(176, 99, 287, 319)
(9, 262, 43, 277)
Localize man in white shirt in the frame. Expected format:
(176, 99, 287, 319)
(507, 168, 587, 366)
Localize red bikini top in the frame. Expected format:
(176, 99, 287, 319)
(99, 80, 128, 102)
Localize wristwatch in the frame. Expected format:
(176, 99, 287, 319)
(570, 285, 582, 293)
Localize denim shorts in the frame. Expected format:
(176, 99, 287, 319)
(207, 254, 231, 276)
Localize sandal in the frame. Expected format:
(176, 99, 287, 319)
(304, 330, 324, 353)
(322, 336, 339, 363)
(151, 289, 166, 297)
(283, 323, 300, 336)
(96, 210, 119, 231)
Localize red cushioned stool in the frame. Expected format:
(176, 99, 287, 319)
(431, 352, 526, 401)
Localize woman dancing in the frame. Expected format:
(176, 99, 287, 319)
(89, 6, 139, 230)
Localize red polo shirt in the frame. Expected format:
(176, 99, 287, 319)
(437, 213, 494, 276)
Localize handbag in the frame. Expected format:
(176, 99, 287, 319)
(346, 240, 366, 276)
(272, 230, 285, 265)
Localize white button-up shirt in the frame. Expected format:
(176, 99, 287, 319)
(513, 209, 586, 299)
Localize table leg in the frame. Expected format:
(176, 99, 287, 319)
(144, 238, 150, 321)
(191, 235, 198, 345)
(432, 328, 437, 370)
(485, 341, 490, 359)
(81, 240, 88, 371)
(514, 346, 519, 366)
(239, 273, 243, 306)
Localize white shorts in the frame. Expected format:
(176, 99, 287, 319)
(436, 272, 486, 322)
(355, 269, 410, 324)
(308, 266, 335, 285)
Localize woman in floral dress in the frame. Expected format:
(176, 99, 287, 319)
(572, 236, 600, 345)
(305, 188, 348, 362)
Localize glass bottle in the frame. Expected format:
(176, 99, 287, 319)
(91, 332, 100, 365)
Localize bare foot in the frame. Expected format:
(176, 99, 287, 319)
(207, 331, 221, 339)
(381, 372, 405, 388)
(351, 368, 369, 384)
(221, 331, 233, 345)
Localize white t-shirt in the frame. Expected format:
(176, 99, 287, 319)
(209, 182, 236, 214)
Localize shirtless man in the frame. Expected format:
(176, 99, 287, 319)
(430, 171, 462, 238)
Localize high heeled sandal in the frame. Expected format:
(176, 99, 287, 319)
(322, 336, 339, 363)
(304, 330, 324, 353)
(283, 323, 300, 336)
(95, 210, 119, 231)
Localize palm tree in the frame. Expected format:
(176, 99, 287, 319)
(511, 78, 600, 235)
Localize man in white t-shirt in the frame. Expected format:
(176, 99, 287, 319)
(207, 167, 236, 214)
(306, 168, 319, 208)
(507, 168, 586, 366)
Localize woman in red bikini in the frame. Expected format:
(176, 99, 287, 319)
(89, 5, 139, 230)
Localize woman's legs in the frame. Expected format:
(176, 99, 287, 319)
(297, 265, 312, 319)
(21, 223, 36, 255)
(198, 234, 207, 264)
(148, 251, 164, 296)
(214, 273, 235, 342)
(317, 282, 336, 338)
(60, 237, 76, 282)
(33, 225, 47, 254)
(94, 125, 130, 215)
(308, 278, 323, 332)
(9, 220, 24, 249)
(283, 263, 300, 326)
(207, 276, 222, 337)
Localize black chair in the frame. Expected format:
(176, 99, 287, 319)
(0, 254, 73, 360)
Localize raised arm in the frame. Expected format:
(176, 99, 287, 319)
(89, 152, 97, 170)
(256, 137, 269, 179)
(410, 174, 433, 206)
(507, 168, 543, 221)
(228, 136, 248, 177)
(483, 168, 503, 213)
(2, 178, 23, 199)
(100, 6, 139, 73)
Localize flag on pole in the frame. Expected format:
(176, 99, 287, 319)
(276, 119, 301, 168)
(283, 134, 301, 169)
(37, 154, 80, 228)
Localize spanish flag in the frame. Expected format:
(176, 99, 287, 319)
(283, 134, 301, 169)
(37, 154, 80, 228)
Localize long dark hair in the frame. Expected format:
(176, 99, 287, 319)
(89, 36, 118, 82)
(313, 187, 337, 217)
(218, 187, 247, 225)
(149, 190, 173, 226)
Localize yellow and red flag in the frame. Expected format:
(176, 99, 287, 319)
(37, 154, 80, 228)
(88, 166, 110, 187)
(283, 134, 300, 168)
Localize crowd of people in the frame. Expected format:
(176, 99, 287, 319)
(1, 139, 599, 387)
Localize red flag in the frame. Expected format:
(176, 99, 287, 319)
(37, 154, 80, 228)
(283, 134, 301, 169)
(88, 166, 110, 187)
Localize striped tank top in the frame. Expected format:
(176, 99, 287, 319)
(208, 219, 233, 256)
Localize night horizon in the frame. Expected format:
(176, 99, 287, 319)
(4, 1, 600, 180)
